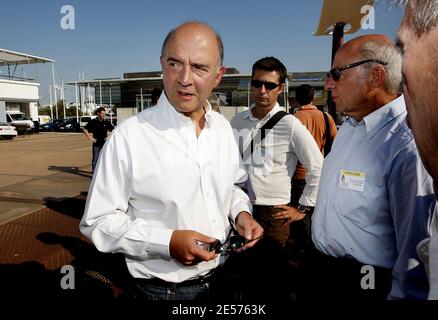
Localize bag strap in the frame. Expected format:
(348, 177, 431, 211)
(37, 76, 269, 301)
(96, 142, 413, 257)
(322, 111, 333, 157)
(241, 110, 288, 160)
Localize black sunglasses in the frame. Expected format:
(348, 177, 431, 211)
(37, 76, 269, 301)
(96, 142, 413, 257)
(327, 59, 388, 81)
(251, 79, 280, 90)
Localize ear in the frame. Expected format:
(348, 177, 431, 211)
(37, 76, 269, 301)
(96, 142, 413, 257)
(279, 83, 285, 94)
(370, 67, 386, 89)
(214, 65, 226, 87)
(160, 56, 164, 68)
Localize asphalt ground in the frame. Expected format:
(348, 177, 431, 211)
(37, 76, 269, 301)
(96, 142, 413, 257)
(0, 133, 136, 305)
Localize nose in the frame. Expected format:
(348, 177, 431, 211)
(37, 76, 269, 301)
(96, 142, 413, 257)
(259, 84, 267, 94)
(178, 64, 193, 87)
(325, 76, 335, 91)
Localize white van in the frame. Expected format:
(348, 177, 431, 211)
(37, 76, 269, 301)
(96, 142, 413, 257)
(80, 115, 97, 129)
(6, 112, 35, 134)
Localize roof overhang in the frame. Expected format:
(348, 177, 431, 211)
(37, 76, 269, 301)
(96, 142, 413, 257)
(314, 0, 374, 36)
(0, 48, 54, 66)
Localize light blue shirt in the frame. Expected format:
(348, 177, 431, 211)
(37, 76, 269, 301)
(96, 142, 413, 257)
(312, 95, 436, 299)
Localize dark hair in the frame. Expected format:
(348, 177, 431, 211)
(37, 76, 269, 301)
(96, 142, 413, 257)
(96, 107, 106, 114)
(295, 84, 315, 105)
(161, 21, 224, 66)
(251, 57, 287, 84)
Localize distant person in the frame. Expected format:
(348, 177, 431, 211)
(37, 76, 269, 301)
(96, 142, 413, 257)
(289, 84, 337, 257)
(80, 21, 263, 301)
(209, 93, 221, 113)
(83, 107, 114, 174)
(396, 0, 438, 299)
(301, 34, 435, 300)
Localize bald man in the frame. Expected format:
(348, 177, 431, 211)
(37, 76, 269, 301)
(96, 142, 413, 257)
(80, 21, 263, 300)
(300, 35, 435, 300)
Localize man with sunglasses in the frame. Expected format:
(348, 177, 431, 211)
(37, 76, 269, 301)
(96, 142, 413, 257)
(231, 57, 323, 299)
(396, 0, 438, 300)
(302, 34, 435, 300)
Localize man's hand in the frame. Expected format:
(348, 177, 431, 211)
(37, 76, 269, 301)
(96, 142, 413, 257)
(169, 230, 217, 266)
(273, 205, 305, 226)
(234, 211, 264, 252)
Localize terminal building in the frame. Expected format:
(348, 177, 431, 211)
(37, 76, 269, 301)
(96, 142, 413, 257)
(0, 48, 54, 124)
(68, 68, 328, 123)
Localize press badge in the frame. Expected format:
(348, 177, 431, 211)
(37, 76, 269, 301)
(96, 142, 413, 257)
(339, 170, 365, 192)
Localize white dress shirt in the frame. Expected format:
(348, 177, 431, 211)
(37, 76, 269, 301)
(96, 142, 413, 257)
(230, 103, 323, 206)
(80, 93, 251, 283)
(312, 95, 436, 299)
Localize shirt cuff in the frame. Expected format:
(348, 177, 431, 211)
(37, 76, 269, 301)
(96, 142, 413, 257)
(230, 203, 253, 229)
(146, 228, 174, 259)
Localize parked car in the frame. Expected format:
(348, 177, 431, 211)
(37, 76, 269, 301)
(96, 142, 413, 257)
(39, 119, 64, 132)
(57, 118, 81, 132)
(0, 122, 18, 140)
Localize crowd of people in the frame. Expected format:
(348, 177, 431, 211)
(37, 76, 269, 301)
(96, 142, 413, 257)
(79, 0, 438, 301)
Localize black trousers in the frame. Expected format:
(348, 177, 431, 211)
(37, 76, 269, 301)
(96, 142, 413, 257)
(297, 246, 392, 300)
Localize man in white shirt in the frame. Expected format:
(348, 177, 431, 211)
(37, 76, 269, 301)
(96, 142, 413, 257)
(231, 57, 323, 247)
(396, 0, 438, 300)
(80, 21, 263, 301)
(230, 57, 323, 300)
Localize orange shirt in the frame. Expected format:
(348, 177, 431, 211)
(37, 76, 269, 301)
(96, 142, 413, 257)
(293, 105, 337, 179)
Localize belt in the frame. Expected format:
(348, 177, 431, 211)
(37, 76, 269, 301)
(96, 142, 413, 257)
(136, 271, 215, 289)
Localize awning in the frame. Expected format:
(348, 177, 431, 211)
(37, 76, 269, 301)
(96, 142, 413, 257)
(0, 48, 54, 66)
(314, 0, 374, 36)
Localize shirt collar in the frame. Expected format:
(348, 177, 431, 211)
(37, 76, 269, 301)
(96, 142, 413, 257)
(156, 92, 213, 128)
(298, 105, 318, 111)
(244, 102, 283, 122)
(348, 94, 406, 137)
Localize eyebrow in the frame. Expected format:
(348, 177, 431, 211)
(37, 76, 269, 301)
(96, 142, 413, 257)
(166, 57, 182, 64)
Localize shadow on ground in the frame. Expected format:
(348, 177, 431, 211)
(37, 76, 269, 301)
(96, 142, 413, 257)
(48, 165, 92, 179)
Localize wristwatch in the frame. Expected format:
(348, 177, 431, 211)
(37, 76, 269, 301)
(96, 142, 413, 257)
(297, 204, 312, 214)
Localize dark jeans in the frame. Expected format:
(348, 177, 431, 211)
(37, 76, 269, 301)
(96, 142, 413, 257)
(135, 279, 211, 301)
(297, 246, 392, 300)
(92, 144, 103, 173)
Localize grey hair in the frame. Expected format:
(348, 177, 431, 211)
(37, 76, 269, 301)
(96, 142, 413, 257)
(161, 21, 224, 66)
(360, 39, 402, 93)
(395, 0, 438, 35)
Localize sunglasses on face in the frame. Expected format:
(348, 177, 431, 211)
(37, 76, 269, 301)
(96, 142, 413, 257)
(251, 79, 280, 90)
(327, 59, 388, 81)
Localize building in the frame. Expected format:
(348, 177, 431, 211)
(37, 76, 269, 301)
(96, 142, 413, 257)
(67, 68, 328, 123)
(0, 48, 54, 123)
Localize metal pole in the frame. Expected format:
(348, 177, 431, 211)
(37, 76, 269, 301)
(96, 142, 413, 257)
(75, 81, 79, 122)
(99, 81, 102, 108)
(61, 79, 66, 119)
(327, 22, 345, 121)
(109, 86, 113, 125)
(51, 63, 58, 119)
(140, 87, 144, 112)
(49, 85, 54, 120)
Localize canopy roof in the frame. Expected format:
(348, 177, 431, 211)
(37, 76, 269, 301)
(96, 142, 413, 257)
(314, 0, 374, 36)
(0, 48, 54, 66)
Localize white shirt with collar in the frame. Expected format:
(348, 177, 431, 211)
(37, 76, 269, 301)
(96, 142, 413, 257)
(230, 103, 323, 206)
(80, 93, 251, 283)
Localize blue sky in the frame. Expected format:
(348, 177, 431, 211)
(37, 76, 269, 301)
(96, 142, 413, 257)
(0, 0, 404, 104)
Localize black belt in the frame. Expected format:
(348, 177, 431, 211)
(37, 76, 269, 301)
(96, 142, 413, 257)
(136, 271, 215, 289)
